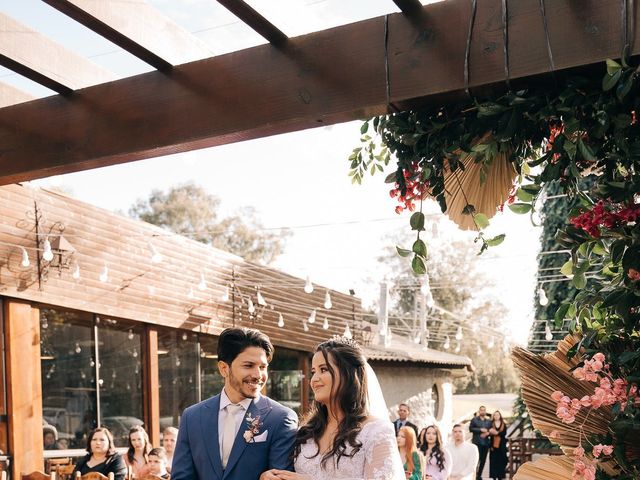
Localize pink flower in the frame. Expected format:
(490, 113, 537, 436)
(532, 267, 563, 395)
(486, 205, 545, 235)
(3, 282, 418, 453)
(592, 353, 605, 363)
(603, 445, 613, 455)
(579, 395, 592, 407)
(548, 430, 559, 439)
(574, 445, 585, 457)
(551, 390, 564, 402)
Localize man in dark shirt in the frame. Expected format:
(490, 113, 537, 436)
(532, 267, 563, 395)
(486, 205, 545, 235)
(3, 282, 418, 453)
(392, 403, 419, 437)
(469, 406, 492, 480)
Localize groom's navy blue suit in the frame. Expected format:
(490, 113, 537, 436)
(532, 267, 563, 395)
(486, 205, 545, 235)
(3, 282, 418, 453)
(171, 393, 298, 480)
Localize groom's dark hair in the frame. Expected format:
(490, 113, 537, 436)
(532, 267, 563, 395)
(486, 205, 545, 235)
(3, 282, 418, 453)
(218, 327, 274, 364)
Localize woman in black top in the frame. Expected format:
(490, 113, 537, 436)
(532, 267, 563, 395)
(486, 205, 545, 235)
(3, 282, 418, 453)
(73, 427, 127, 480)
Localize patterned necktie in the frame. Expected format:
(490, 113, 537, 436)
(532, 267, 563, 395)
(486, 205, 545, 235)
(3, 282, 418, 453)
(222, 404, 243, 469)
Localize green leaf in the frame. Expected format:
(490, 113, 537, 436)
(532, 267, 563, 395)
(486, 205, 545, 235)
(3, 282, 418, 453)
(602, 69, 621, 91)
(606, 58, 622, 75)
(577, 138, 596, 161)
(516, 188, 534, 202)
(412, 239, 428, 257)
(485, 234, 505, 247)
(412, 255, 427, 275)
(560, 259, 574, 277)
(409, 212, 425, 231)
(562, 138, 577, 159)
(573, 272, 587, 289)
(360, 121, 369, 134)
(396, 246, 412, 257)
(554, 303, 570, 329)
(508, 203, 532, 214)
(474, 213, 490, 229)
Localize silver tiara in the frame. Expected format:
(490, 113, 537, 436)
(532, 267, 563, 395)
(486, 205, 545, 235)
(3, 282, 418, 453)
(329, 334, 361, 349)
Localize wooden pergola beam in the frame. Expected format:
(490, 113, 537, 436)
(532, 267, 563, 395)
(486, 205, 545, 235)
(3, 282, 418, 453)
(0, 0, 636, 185)
(0, 82, 35, 108)
(216, 0, 288, 46)
(42, 0, 213, 70)
(0, 12, 114, 94)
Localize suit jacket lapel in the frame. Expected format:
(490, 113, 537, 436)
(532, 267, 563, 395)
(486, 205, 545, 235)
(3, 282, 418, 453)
(222, 396, 273, 478)
(202, 395, 224, 480)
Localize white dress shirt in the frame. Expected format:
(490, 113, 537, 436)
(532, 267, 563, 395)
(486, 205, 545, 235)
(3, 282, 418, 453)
(218, 389, 256, 461)
(446, 440, 479, 480)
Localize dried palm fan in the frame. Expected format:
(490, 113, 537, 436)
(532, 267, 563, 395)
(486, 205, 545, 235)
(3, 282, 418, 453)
(513, 455, 574, 480)
(431, 132, 516, 230)
(512, 342, 612, 456)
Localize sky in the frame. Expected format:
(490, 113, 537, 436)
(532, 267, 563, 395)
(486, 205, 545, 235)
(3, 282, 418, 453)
(2, 0, 542, 345)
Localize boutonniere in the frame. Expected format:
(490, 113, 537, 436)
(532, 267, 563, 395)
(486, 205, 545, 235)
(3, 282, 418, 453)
(243, 413, 263, 442)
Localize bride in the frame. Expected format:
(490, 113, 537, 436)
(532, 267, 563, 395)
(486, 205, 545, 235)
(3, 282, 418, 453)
(261, 336, 405, 480)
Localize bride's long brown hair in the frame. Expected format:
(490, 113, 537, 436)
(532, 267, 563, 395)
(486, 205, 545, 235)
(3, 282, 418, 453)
(293, 338, 369, 468)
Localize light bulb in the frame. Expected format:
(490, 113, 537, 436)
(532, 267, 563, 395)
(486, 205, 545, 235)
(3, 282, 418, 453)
(43, 237, 54, 262)
(72, 263, 80, 279)
(425, 292, 435, 309)
(304, 276, 314, 294)
(20, 247, 30, 267)
(99, 263, 109, 283)
(455, 326, 463, 341)
(277, 313, 285, 328)
(443, 336, 450, 349)
(487, 338, 495, 349)
(343, 323, 352, 339)
(420, 279, 431, 297)
(182, 332, 188, 341)
(323, 316, 329, 330)
(128, 329, 134, 340)
(221, 285, 230, 302)
(414, 334, 421, 344)
(545, 324, 553, 341)
(303, 321, 309, 332)
(149, 243, 163, 264)
(538, 286, 549, 306)
(188, 286, 194, 299)
(247, 298, 256, 314)
(257, 290, 267, 306)
(324, 290, 332, 309)
(198, 273, 207, 291)
(477, 345, 483, 356)
(455, 342, 461, 353)
(75, 343, 82, 354)
(308, 309, 316, 324)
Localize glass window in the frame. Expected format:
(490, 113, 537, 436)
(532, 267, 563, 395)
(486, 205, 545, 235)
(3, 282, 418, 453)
(97, 318, 144, 448)
(40, 308, 97, 450)
(158, 330, 199, 430)
(267, 348, 302, 415)
(198, 336, 222, 404)
(431, 383, 441, 420)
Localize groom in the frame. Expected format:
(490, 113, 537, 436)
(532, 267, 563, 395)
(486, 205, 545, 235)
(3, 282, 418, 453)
(172, 327, 298, 480)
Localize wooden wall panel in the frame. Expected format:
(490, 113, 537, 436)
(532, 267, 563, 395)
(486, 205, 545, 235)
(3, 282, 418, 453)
(4, 301, 43, 477)
(0, 184, 363, 353)
(145, 328, 160, 446)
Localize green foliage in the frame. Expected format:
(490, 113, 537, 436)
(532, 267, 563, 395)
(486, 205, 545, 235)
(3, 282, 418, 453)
(129, 182, 290, 264)
(354, 56, 640, 478)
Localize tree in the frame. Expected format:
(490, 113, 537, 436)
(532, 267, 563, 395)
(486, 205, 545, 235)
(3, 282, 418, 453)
(377, 211, 520, 394)
(129, 183, 290, 264)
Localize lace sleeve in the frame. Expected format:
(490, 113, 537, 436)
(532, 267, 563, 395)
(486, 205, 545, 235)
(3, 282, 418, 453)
(363, 420, 406, 480)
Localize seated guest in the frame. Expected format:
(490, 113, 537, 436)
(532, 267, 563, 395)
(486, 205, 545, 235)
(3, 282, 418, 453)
(397, 426, 422, 480)
(72, 427, 127, 480)
(147, 447, 170, 479)
(125, 425, 152, 478)
(43, 425, 59, 450)
(162, 427, 178, 472)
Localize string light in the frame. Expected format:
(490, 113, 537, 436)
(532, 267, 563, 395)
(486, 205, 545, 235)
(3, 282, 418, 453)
(72, 263, 80, 279)
(303, 320, 309, 332)
(455, 342, 461, 353)
(277, 313, 285, 328)
(304, 276, 314, 294)
(43, 237, 54, 262)
(308, 309, 317, 324)
(323, 316, 329, 330)
(487, 337, 494, 349)
(221, 285, 230, 302)
(247, 298, 256, 314)
(538, 286, 549, 306)
(198, 273, 207, 291)
(324, 290, 332, 309)
(257, 289, 267, 306)
(99, 263, 109, 283)
(343, 323, 352, 339)
(149, 242, 163, 264)
(476, 344, 483, 356)
(455, 326, 463, 341)
(20, 247, 30, 267)
(545, 323, 553, 341)
(443, 336, 450, 349)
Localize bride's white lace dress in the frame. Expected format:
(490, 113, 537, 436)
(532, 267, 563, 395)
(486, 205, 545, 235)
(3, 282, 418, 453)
(294, 418, 405, 480)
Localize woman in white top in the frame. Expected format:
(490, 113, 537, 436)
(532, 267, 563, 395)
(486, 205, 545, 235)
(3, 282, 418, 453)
(422, 425, 452, 480)
(263, 336, 404, 480)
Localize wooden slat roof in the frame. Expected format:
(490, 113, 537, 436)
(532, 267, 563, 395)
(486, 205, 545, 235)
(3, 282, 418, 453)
(0, 0, 637, 184)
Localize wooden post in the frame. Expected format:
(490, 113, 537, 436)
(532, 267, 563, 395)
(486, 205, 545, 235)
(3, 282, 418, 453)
(4, 300, 44, 477)
(145, 327, 160, 446)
